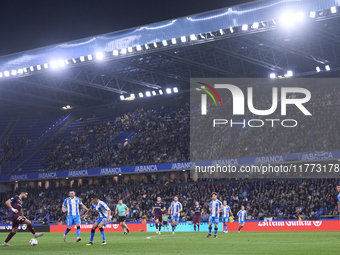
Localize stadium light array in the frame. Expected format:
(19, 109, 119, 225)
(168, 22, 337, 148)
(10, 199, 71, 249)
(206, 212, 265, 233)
(88, 55, 93, 60)
(287, 70, 293, 77)
(130, 94, 135, 99)
(11, 70, 17, 76)
(128, 47, 133, 53)
(310, 11, 316, 18)
(230, 27, 234, 33)
(153, 42, 158, 48)
(280, 13, 294, 27)
(162, 40, 168, 46)
(4, 71, 9, 77)
(23, 68, 28, 73)
(331, 6, 337, 14)
(181, 36, 187, 42)
(171, 38, 177, 44)
(190, 34, 197, 41)
(72, 58, 77, 63)
(219, 29, 225, 35)
(30, 66, 34, 71)
(296, 12, 305, 21)
(51, 61, 58, 69)
(120, 95, 125, 101)
(44, 63, 48, 69)
(145, 44, 150, 50)
(58, 60, 65, 67)
(166, 88, 172, 94)
(270, 73, 276, 79)
(121, 48, 127, 55)
(242, 24, 248, 31)
(96, 52, 104, 60)
(159, 89, 163, 95)
(199, 34, 205, 39)
(173, 87, 178, 93)
(152, 91, 156, 96)
(37, 65, 41, 70)
(80, 56, 85, 62)
(316, 66, 321, 72)
(146, 91, 151, 97)
(65, 60, 69, 65)
(139, 92, 144, 98)
(252, 22, 259, 29)
(325, 65, 330, 71)
(113, 50, 119, 56)
(136, 45, 142, 51)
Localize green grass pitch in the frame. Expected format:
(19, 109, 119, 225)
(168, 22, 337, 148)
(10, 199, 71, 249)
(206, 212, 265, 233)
(0, 231, 339, 254)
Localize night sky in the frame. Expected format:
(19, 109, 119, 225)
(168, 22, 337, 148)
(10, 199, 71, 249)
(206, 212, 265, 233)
(0, 0, 251, 56)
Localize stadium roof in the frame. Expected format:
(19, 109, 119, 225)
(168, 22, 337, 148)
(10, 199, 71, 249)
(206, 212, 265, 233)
(0, 0, 339, 112)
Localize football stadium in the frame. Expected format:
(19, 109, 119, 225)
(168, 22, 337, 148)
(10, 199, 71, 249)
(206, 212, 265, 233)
(1, 0, 340, 254)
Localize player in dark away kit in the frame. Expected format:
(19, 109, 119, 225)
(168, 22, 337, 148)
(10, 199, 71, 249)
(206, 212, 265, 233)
(152, 196, 166, 234)
(2, 190, 44, 246)
(192, 201, 203, 232)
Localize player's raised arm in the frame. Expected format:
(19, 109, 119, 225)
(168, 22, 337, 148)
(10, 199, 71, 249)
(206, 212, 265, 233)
(5, 198, 18, 213)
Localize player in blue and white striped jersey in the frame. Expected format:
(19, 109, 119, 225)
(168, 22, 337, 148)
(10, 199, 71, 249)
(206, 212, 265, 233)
(237, 206, 247, 233)
(222, 200, 233, 234)
(207, 192, 222, 238)
(168, 196, 182, 234)
(82, 195, 111, 246)
(62, 190, 88, 242)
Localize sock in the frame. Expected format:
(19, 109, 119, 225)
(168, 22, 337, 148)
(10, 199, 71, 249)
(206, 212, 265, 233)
(194, 225, 196, 231)
(214, 228, 218, 235)
(209, 227, 212, 234)
(99, 228, 105, 242)
(28, 224, 36, 235)
(158, 224, 161, 231)
(5, 231, 16, 243)
(225, 224, 228, 231)
(172, 224, 175, 232)
(76, 226, 80, 238)
(197, 225, 200, 231)
(64, 228, 71, 236)
(125, 225, 129, 231)
(90, 229, 95, 242)
(121, 225, 126, 232)
(156, 223, 158, 230)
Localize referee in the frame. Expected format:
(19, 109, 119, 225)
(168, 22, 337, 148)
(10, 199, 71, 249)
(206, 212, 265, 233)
(116, 200, 130, 234)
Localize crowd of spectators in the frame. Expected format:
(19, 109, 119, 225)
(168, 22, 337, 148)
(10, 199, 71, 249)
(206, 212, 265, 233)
(42, 105, 190, 172)
(0, 178, 338, 224)
(0, 137, 30, 164)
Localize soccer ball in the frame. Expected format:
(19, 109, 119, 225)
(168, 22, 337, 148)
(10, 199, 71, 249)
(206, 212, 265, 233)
(29, 238, 38, 246)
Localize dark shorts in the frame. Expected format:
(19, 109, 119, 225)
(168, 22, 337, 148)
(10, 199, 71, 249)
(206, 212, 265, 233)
(11, 216, 27, 229)
(155, 215, 163, 222)
(193, 217, 201, 224)
(163, 221, 168, 226)
(118, 216, 126, 223)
